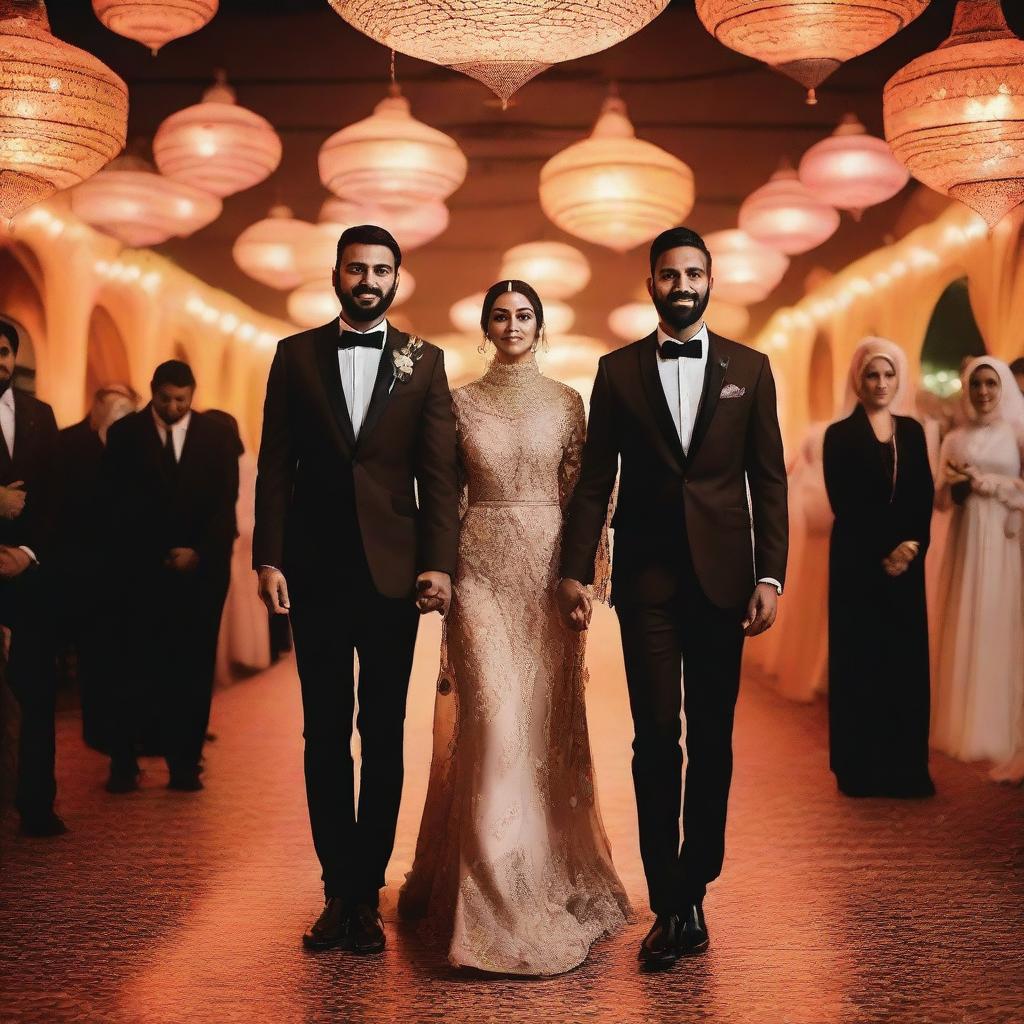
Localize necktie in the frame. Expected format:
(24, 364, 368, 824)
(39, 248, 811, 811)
(161, 424, 178, 475)
(660, 337, 702, 360)
(339, 330, 384, 350)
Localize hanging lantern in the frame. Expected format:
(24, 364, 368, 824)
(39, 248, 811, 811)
(608, 300, 658, 342)
(499, 241, 590, 299)
(540, 335, 607, 403)
(233, 205, 314, 290)
(704, 229, 790, 305)
(320, 195, 449, 251)
(798, 113, 909, 220)
(739, 165, 840, 255)
(319, 88, 467, 205)
(540, 95, 695, 253)
(883, 0, 1024, 229)
(92, 0, 218, 56)
(152, 71, 280, 198)
(705, 298, 750, 338)
(287, 268, 416, 329)
(0, 1, 127, 220)
(70, 155, 220, 247)
(695, 0, 928, 104)
(326, 0, 668, 105)
(450, 292, 486, 334)
(294, 223, 342, 284)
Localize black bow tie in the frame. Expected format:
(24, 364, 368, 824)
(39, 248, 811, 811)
(660, 337, 702, 360)
(339, 330, 384, 350)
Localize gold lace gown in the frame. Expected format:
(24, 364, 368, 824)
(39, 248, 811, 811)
(398, 357, 631, 975)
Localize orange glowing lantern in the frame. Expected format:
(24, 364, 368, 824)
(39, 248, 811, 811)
(233, 205, 314, 290)
(92, 0, 218, 55)
(319, 196, 449, 251)
(705, 228, 790, 305)
(739, 165, 840, 255)
(499, 241, 591, 299)
(608, 300, 658, 342)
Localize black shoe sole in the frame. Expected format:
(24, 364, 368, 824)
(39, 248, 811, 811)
(638, 950, 680, 972)
(678, 938, 710, 956)
(301, 934, 385, 954)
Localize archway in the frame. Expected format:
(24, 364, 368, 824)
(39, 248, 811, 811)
(0, 246, 46, 395)
(920, 277, 987, 397)
(807, 330, 835, 423)
(85, 305, 132, 410)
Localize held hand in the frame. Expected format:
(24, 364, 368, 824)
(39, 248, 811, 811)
(0, 482, 26, 520)
(416, 571, 451, 616)
(0, 545, 31, 579)
(257, 566, 291, 615)
(742, 582, 778, 637)
(165, 547, 200, 573)
(556, 578, 592, 632)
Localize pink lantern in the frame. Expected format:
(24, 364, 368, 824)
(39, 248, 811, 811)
(608, 301, 658, 342)
(799, 114, 909, 219)
(233, 206, 315, 290)
(739, 165, 840, 255)
(705, 229, 790, 305)
(499, 241, 591, 299)
(319, 196, 449, 251)
(294, 223, 341, 285)
(153, 71, 281, 198)
(450, 292, 486, 334)
(70, 155, 220, 247)
(92, 0, 218, 55)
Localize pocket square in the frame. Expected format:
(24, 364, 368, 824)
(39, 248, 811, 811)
(720, 383, 746, 399)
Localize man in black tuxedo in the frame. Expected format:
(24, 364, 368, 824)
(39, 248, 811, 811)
(559, 227, 788, 970)
(0, 320, 63, 836)
(254, 224, 459, 955)
(104, 361, 239, 794)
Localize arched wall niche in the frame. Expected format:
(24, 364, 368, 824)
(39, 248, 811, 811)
(85, 304, 132, 411)
(807, 330, 835, 424)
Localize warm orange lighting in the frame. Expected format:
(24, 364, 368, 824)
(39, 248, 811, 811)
(93, 0, 218, 55)
(287, 268, 416, 329)
(499, 241, 591, 299)
(739, 166, 840, 255)
(319, 196, 449, 251)
(233, 206, 315, 290)
(608, 301, 658, 342)
(705, 228, 790, 305)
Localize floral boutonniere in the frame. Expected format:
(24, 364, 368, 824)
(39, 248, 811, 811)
(392, 335, 424, 385)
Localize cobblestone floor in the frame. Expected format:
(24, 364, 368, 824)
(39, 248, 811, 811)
(1, 607, 1022, 1024)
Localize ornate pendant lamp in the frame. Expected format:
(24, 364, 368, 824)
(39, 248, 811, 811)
(798, 113, 909, 219)
(695, 0, 928, 104)
(704, 229, 790, 305)
(319, 87, 467, 205)
(92, 0, 218, 56)
(70, 154, 220, 247)
(739, 165, 840, 255)
(883, 0, 1024, 229)
(326, 0, 668, 105)
(320, 195, 449, 251)
(288, 268, 416, 329)
(499, 241, 591, 300)
(232, 205, 314, 290)
(0, 0, 127, 220)
(153, 71, 280, 198)
(539, 95, 695, 253)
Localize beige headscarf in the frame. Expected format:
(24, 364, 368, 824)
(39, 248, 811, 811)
(843, 336, 913, 417)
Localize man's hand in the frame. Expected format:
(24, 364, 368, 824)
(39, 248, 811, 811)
(742, 582, 778, 637)
(556, 578, 592, 632)
(0, 545, 31, 579)
(165, 547, 200, 573)
(0, 482, 26, 520)
(258, 566, 291, 615)
(415, 571, 451, 616)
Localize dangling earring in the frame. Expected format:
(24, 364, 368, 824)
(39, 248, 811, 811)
(478, 332, 490, 355)
(533, 325, 547, 353)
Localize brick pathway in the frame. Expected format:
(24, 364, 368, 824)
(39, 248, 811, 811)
(1, 607, 1022, 1024)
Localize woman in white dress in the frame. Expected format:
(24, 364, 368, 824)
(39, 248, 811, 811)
(399, 281, 631, 974)
(932, 356, 1024, 783)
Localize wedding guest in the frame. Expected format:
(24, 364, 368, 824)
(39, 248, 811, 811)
(54, 384, 137, 751)
(932, 357, 1024, 784)
(0, 319, 64, 836)
(103, 361, 239, 793)
(824, 338, 934, 798)
(1010, 357, 1024, 397)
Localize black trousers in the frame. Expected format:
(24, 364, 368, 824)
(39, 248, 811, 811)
(110, 567, 228, 776)
(288, 548, 419, 906)
(615, 553, 745, 915)
(0, 568, 57, 818)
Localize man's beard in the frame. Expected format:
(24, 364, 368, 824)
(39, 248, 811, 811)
(653, 287, 710, 331)
(337, 280, 398, 324)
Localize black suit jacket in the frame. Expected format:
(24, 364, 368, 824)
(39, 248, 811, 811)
(103, 406, 239, 582)
(253, 321, 459, 600)
(561, 331, 788, 610)
(0, 389, 59, 562)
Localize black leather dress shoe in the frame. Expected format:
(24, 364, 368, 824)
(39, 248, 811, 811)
(167, 770, 203, 792)
(303, 897, 352, 951)
(677, 902, 710, 955)
(106, 766, 140, 793)
(349, 903, 386, 954)
(19, 810, 68, 837)
(639, 914, 681, 971)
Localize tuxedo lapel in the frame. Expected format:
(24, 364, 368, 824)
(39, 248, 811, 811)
(356, 325, 404, 449)
(313, 324, 357, 452)
(638, 333, 687, 469)
(687, 333, 729, 466)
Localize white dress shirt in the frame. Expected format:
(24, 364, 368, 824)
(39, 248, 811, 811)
(655, 322, 782, 595)
(338, 317, 389, 438)
(151, 405, 191, 460)
(1, 387, 36, 565)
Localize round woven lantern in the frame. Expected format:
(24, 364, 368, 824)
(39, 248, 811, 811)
(739, 165, 840, 255)
(540, 95, 695, 253)
(319, 88, 467, 205)
(153, 71, 280, 198)
(799, 113, 909, 219)
(695, 0, 928, 104)
(0, 1, 127, 220)
(70, 155, 220, 247)
(92, 0, 218, 55)
(883, 0, 1024, 229)
(327, 0, 667, 104)
(287, 268, 416, 329)
(704, 229, 790, 305)
(233, 205, 315, 290)
(499, 241, 591, 299)
(320, 195, 449, 251)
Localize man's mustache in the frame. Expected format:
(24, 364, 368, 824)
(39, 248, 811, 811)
(669, 291, 699, 303)
(352, 285, 383, 298)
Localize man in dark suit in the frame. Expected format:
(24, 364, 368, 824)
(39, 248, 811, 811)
(104, 361, 239, 794)
(0, 319, 63, 836)
(559, 227, 788, 970)
(254, 224, 459, 956)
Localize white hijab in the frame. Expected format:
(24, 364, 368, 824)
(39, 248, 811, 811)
(959, 355, 1024, 431)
